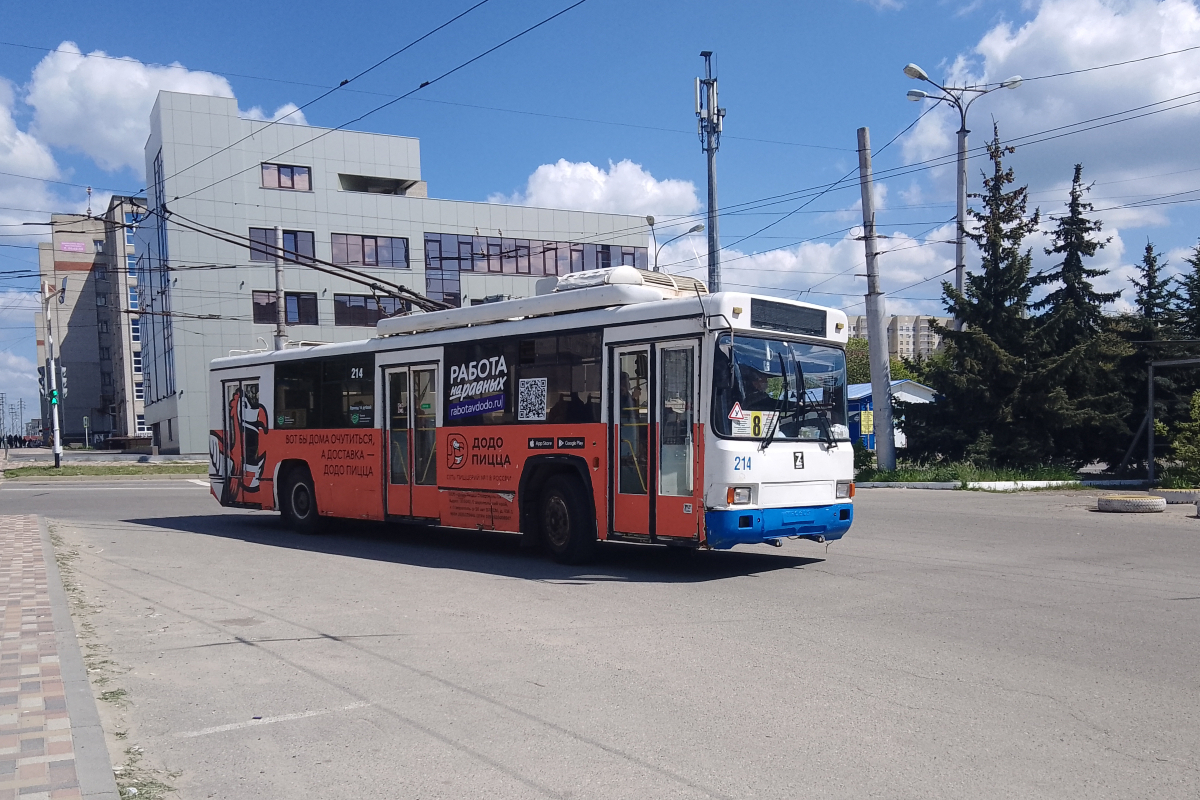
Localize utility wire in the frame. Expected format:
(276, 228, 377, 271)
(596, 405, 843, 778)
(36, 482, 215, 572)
(171, 0, 594, 204)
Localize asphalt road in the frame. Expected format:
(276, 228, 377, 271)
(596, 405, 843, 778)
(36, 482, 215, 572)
(3, 479, 1198, 799)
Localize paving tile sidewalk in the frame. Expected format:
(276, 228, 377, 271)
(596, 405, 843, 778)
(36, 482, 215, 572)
(0, 516, 117, 800)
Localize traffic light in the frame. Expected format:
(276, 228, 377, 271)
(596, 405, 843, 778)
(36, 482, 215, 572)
(49, 389, 58, 406)
(59, 364, 68, 399)
(37, 366, 45, 397)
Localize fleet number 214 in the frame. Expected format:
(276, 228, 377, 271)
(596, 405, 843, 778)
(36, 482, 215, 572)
(734, 456, 752, 471)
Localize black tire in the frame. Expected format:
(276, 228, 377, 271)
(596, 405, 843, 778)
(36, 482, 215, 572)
(282, 466, 323, 534)
(540, 474, 595, 564)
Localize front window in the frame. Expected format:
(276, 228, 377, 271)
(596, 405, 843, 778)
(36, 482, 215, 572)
(712, 334, 849, 442)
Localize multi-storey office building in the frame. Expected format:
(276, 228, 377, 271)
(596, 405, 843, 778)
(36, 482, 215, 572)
(35, 215, 108, 445)
(138, 91, 651, 454)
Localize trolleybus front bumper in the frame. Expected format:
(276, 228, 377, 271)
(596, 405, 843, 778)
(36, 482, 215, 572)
(704, 503, 853, 550)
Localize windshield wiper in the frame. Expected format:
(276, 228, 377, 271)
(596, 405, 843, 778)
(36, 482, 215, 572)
(759, 351, 787, 451)
(788, 346, 837, 449)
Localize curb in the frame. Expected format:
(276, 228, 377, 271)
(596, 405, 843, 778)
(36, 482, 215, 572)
(2, 473, 207, 482)
(1149, 488, 1200, 504)
(858, 479, 1146, 491)
(37, 517, 121, 800)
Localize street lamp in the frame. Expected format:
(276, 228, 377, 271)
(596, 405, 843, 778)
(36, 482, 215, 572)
(654, 224, 705, 272)
(903, 63, 1021, 327)
(646, 216, 657, 266)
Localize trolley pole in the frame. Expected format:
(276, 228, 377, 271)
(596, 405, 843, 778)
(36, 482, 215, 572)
(696, 51, 725, 292)
(856, 127, 896, 471)
(273, 226, 288, 350)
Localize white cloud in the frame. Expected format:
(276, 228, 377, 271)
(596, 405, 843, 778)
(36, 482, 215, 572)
(490, 159, 700, 219)
(901, 0, 1200, 223)
(26, 42, 234, 175)
(240, 102, 308, 126)
(0, 290, 42, 418)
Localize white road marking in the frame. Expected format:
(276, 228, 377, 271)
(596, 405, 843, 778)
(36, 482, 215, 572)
(0, 485, 210, 491)
(173, 703, 370, 738)
(187, 479, 209, 487)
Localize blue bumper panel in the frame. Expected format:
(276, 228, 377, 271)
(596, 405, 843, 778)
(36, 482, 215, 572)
(704, 503, 854, 550)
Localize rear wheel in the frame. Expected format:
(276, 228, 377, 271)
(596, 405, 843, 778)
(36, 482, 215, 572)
(540, 474, 595, 564)
(282, 466, 323, 534)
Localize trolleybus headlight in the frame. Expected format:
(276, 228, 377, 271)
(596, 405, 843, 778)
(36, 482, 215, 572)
(836, 480, 854, 499)
(727, 486, 752, 505)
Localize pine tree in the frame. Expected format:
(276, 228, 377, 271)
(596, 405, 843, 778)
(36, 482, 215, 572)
(1030, 164, 1119, 354)
(903, 127, 1046, 465)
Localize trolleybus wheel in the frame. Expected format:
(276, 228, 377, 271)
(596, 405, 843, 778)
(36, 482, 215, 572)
(283, 466, 323, 534)
(540, 474, 595, 564)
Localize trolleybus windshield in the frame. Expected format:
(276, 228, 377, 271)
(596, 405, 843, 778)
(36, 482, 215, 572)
(712, 333, 849, 442)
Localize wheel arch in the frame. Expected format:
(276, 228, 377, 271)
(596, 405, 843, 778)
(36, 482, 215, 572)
(518, 455, 595, 546)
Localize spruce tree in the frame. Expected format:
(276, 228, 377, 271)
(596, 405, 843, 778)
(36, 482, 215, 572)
(1030, 164, 1119, 353)
(1173, 241, 1200, 340)
(903, 127, 1045, 465)
(1129, 241, 1175, 337)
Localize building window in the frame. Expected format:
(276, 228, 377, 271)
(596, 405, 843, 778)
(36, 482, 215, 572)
(127, 254, 137, 277)
(333, 294, 407, 326)
(261, 163, 311, 191)
(94, 239, 105, 254)
(249, 228, 314, 263)
(134, 381, 144, 401)
(95, 264, 108, 280)
(130, 317, 140, 343)
(99, 321, 109, 334)
(101, 372, 113, 387)
(128, 286, 139, 310)
(136, 414, 147, 433)
(124, 212, 137, 246)
(100, 347, 111, 360)
(96, 294, 107, 306)
(132, 354, 142, 374)
(331, 234, 408, 269)
(252, 291, 318, 325)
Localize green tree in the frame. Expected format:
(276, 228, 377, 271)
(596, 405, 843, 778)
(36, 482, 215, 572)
(1129, 241, 1175, 337)
(903, 127, 1045, 465)
(1030, 164, 1119, 353)
(1173, 241, 1200, 339)
(845, 335, 917, 385)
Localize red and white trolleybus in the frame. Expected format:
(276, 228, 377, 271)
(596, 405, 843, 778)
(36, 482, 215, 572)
(209, 266, 855, 562)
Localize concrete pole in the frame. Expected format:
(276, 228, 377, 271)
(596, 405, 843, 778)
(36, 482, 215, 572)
(273, 226, 288, 350)
(43, 287, 62, 468)
(856, 127, 896, 471)
(954, 120, 969, 331)
(706, 139, 720, 292)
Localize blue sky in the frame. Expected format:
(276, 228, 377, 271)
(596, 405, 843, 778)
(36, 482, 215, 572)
(2, 0, 1199, 423)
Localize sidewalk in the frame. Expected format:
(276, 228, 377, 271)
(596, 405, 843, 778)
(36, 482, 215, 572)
(0, 516, 117, 800)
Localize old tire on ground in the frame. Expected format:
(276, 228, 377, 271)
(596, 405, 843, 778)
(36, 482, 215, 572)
(1149, 488, 1200, 504)
(1097, 495, 1166, 513)
(282, 466, 323, 533)
(540, 474, 595, 564)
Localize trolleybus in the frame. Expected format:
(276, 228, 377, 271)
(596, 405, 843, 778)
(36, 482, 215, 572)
(209, 266, 855, 562)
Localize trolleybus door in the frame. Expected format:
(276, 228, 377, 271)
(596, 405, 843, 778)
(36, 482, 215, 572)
(384, 365, 440, 519)
(612, 346, 651, 536)
(655, 341, 700, 540)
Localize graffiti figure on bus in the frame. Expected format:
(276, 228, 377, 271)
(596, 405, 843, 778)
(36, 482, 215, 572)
(210, 385, 269, 505)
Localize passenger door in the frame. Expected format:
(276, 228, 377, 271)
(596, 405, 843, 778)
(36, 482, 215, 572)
(384, 364, 440, 519)
(610, 340, 701, 540)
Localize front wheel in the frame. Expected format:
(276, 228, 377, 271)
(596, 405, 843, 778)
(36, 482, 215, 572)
(282, 466, 323, 534)
(540, 475, 595, 564)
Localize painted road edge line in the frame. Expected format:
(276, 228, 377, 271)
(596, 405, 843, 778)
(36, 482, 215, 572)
(173, 702, 371, 739)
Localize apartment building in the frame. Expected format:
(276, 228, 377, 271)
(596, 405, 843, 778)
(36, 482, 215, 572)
(846, 314, 951, 361)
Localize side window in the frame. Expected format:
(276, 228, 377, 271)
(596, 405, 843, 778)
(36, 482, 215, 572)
(275, 360, 319, 428)
(515, 331, 602, 424)
(319, 356, 375, 428)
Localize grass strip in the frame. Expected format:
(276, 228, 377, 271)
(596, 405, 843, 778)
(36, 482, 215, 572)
(858, 462, 1079, 485)
(3, 463, 207, 477)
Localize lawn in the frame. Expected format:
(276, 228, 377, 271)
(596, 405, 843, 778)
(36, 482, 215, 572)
(3, 463, 208, 477)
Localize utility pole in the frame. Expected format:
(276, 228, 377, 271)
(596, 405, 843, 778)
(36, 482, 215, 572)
(43, 283, 63, 468)
(273, 226, 288, 350)
(856, 127, 896, 471)
(696, 51, 725, 293)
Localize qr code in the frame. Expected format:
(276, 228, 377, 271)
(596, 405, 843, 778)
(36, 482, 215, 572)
(518, 377, 548, 421)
